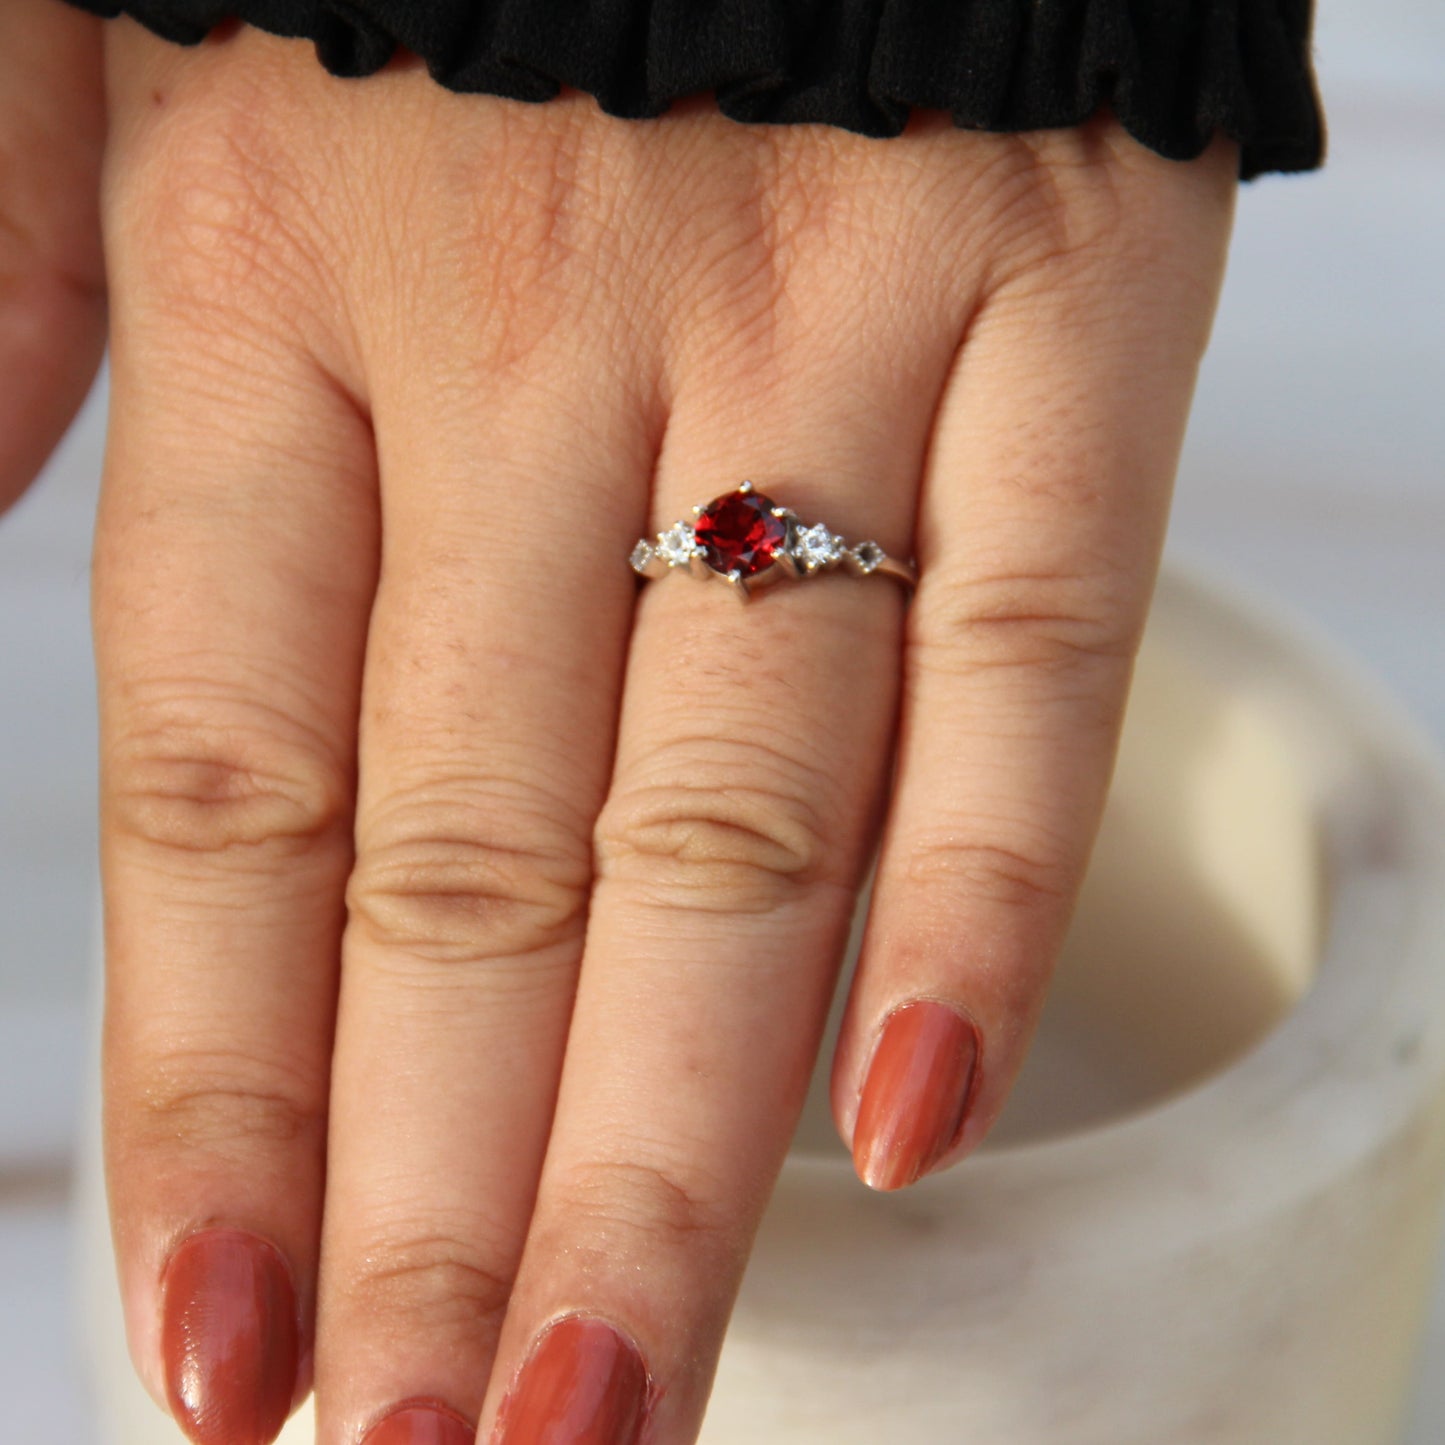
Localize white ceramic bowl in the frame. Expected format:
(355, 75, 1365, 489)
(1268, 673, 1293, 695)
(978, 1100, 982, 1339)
(76, 561, 1445, 1445)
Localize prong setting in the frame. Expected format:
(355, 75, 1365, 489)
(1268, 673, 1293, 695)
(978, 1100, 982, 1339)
(792, 522, 847, 574)
(849, 541, 886, 575)
(656, 521, 702, 568)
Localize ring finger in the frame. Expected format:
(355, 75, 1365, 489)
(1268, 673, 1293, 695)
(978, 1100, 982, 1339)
(470, 300, 961, 1444)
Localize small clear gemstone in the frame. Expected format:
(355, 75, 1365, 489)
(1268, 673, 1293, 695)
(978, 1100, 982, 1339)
(792, 523, 845, 572)
(657, 523, 700, 566)
(629, 541, 654, 573)
(853, 541, 885, 574)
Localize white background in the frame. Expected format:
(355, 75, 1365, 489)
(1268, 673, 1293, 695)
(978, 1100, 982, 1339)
(1, 2, 1442, 1440)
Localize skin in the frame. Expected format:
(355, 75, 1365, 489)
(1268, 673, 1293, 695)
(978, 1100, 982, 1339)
(3, 1, 1239, 1440)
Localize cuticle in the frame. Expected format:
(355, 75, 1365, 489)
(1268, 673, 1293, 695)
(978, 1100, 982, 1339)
(857, 994, 983, 1103)
(501, 1308, 657, 1442)
(358, 1397, 473, 1445)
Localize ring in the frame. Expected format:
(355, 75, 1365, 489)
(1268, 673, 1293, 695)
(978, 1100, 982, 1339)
(629, 481, 917, 599)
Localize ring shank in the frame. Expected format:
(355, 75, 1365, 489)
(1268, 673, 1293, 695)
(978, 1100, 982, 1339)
(864, 555, 918, 589)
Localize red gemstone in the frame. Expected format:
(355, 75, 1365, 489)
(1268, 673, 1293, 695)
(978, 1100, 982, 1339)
(693, 489, 788, 579)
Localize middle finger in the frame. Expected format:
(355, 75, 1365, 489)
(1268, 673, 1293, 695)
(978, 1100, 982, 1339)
(315, 230, 660, 1441)
(473, 292, 963, 1443)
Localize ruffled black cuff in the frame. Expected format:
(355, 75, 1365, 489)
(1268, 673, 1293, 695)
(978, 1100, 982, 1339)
(59, 0, 1325, 179)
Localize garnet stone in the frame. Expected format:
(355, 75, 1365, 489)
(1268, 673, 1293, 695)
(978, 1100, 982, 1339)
(693, 488, 788, 579)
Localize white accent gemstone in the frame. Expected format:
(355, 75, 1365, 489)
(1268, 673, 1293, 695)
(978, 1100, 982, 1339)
(657, 522, 700, 566)
(853, 541, 885, 573)
(629, 540, 654, 573)
(792, 523, 845, 572)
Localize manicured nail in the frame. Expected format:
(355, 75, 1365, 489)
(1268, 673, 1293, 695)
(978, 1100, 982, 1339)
(160, 1227, 300, 1445)
(363, 1400, 474, 1445)
(853, 999, 980, 1191)
(492, 1313, 649, 1445)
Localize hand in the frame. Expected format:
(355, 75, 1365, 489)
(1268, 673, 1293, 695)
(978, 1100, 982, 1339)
(79, 17, 1236, 1445)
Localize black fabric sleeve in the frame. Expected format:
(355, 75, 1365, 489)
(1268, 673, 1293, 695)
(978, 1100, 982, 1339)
(57, 0, 1325, 180)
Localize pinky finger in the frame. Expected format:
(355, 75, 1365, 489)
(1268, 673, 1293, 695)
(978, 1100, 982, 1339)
(834, 137, 1239, 1187)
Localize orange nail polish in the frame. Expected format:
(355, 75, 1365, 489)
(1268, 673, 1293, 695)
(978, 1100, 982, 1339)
(492, 1314, 648, 1445)
(363, 1400, 474, 1445)
(853, 999, 980, 1191)
(160, 1228, 300, 1445)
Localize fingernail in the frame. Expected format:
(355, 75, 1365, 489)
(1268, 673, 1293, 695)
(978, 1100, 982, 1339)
(160, 1227, 300, 1445)
(492, 1313, 649, 1445)
(363, 1400, 475, 1445)
(853, 999, 980, 1191)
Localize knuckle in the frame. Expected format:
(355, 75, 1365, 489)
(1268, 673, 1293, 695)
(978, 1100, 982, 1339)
(918, 563, 1140, 678)
(971, 127, 1134, 292)
(110, 80, 332, 327)
(107, 704, 350, 857)
(347, 793, 590, 967)
(676, 218, 787, 360)
(904, 837, 1074, 915)
(344, 1229, 513, 1338)
(130, 1063, 323, 1161)
(973, 121, 1232, 316)
(594, 770, 835, 915)
(427, 115, 625, 378)
(634, 142, 794, 365)
(558, 1156, 734, 1256)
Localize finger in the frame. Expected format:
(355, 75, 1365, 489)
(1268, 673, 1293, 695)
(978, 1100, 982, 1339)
(313, 278, 659, 1438)
(471, 291, 960, 1444)
(834, 138, 1239, 1188)
(94, 144, 377, 1441)
(0, 0, 106, 515)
